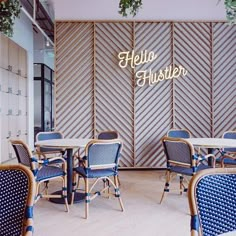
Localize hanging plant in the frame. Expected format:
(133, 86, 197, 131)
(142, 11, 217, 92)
(0, 0, 21, 37)
(224, 0, 236, 24)
(119, 0, 142, 17)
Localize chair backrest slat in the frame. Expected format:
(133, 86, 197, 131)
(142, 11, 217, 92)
(12, 142, 32, 167)
(162, 137, 194, 165)
(85, 139, 122, 169)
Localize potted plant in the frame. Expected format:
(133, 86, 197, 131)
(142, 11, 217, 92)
(119, 0, 142, 17)
(0, 0, 21, 37)
(225, 0, 236, 23)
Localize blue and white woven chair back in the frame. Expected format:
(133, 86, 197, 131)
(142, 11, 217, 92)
(36, 131, 64, 153)
(0, 165, 35, 236)
(223, 131, 236, 153)
(11, 142, 32, 167)
(167, 129, 191, 138)
(163, 137, 193, 165)
(97, 130, 119, 140)
(188, 168, 236, 236)
(86, 139, 122, 169)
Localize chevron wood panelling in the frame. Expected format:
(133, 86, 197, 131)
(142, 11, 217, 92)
(55, 21, 236, 168)
(134, 23, 173, 167)
(95, 23, 134, 167)
(212, 23, 236, 137)
(173, 23, 212, 138)
(55, 22, 94, 138)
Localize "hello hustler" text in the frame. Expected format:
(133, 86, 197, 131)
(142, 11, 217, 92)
(118, 50, 188, 87)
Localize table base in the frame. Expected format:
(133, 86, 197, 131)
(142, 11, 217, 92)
(49, 190, 85, 204)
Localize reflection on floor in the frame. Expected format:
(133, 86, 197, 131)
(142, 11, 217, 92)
(34, 170, 190, 236)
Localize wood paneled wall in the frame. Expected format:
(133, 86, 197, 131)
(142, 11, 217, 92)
(55, 21, 236, 168)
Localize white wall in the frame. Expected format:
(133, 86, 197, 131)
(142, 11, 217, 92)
(52, 0, 226, 21)
(11, 12, 34, 148)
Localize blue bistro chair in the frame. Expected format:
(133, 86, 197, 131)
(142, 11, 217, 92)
(71, 139, 125, 219)
(167, 129, 191, 138)
(35, 131, 66, 162)
(97, 130, 119, 140)
(10, 140, 69, 212)
(0, 164, 36, 236)
(188, 168, 236, 236)
(217, 131, 236, 167)
(160, 136, 216, 203)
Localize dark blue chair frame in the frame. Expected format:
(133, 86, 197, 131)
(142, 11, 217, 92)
(0, 164, 36, 236)
(188, 168, 236, 236)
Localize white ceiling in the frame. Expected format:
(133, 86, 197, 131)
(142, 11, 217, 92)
(48, 0, 226, 21)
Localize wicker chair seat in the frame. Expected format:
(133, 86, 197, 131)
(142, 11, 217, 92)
(74, 167, 116, 178)
(189, 169, 236, 236)
(170, 164, 212, 176)
(36, 166, 65, 181)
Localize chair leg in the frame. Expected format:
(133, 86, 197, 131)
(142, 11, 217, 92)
(71, 172, 78, 204)
(179, 175, 184, 195)
(62, 177, 69, 212)
(160, 170, 170, 204)
(114, 175, 125, 211)
(85, 178, 89, 219)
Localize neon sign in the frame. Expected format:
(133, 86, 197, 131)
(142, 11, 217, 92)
(118, 50, 188, 87)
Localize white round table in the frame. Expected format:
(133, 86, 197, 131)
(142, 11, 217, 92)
(186, 138, 236, 149)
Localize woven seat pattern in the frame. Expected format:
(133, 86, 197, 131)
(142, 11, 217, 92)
(36, 166, 65, 181)
(0, 169, 30, 236)
(196, 174, 236, 235)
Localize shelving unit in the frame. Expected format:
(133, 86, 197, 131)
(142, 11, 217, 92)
(0, 33, 28, 163)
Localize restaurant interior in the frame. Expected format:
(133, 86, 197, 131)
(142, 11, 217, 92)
(0, 0, 236, 235)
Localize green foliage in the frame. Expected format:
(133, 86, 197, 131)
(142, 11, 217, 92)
(0, 0, 21, 37)
(119, 0, 142, 17)
(225, 0, 236, 23)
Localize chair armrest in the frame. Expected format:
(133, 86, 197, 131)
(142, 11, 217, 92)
(198, 154, 216, 168)
(38, 156, 66, 165)
(220, 153, 236, 167)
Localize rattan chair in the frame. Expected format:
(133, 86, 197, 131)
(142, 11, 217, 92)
(0, 164, 36, 236)
(160, 136, 216, 203)
(71, 139, 124, 219)
(35, 131, 65, 163)
(217, 131, 236, 167)
(167, 129, 191, 138)
(97, 130, 119, 140)
(188, 168, 236, 236)
(10, 140, 69, 212)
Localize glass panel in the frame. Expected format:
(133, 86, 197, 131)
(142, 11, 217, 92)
(44, 66, 51, 80)
(34, 80, 42, 129)
(34, 64, 41, 77)
(44, 81, 52, 131)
